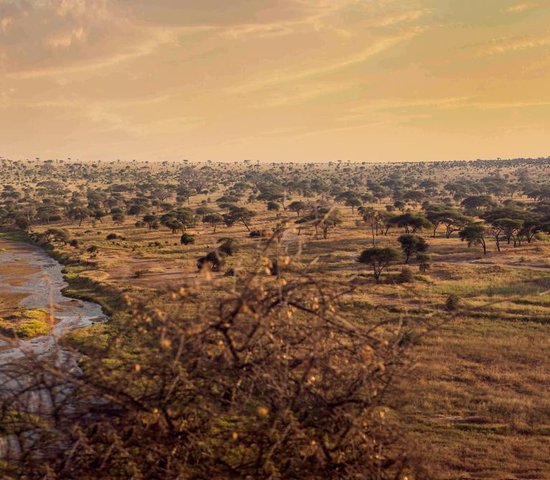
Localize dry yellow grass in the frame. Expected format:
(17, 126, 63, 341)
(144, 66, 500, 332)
(30, 195, 550, 479)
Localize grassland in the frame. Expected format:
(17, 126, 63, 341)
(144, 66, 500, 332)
(0, 308, 53, 339)
(24, 194, 549, 479)
(1, 158, 549, 478)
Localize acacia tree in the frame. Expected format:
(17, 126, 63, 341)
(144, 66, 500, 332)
(111, 211, 126, 225)
(520, 218, 544, 244)
(142, 214, 159, 230)
(14, 215, 30, 231)
(316, 208, 343, 239)
(397, 234, 429, 264)
(287, 200, 306, 216)
(402, 190, 425, 206)
(388, 213, 432, 234)
(461, 195, 496, 214)
(92, 208, 107, 223)
(33, 228, 70, 246)
(345, 196, 362, 213)
(459, 224, 487, 254)
(267, 201, 281, 212)
(69, 206, 90, 226)
(440, 210, 470, 238)
(202, 213, 224, 232)
(257, 184, 287, 210)
(161, 208, 196, 233)
(489, 218, 523, 251)
(425, 206, 470, 238)
(358, 207, 380, 246)
(223, 206, 256, 231)
(358, 247, 400, 282)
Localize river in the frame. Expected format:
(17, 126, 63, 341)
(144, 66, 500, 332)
(0, 237, 106, 361)
(0, 237, 108, 458)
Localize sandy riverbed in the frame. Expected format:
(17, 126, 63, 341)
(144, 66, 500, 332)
(0, 237, 107, 360)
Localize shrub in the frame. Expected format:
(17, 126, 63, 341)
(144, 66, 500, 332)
(180, 233, 196, 245)
(397, 234, 428, 264)
(218, 237, 238, 256)
(0, 261, 420, 479)
(416, 253, 431, 273)
(446, 294, 461, 311)
(267, 201, 281, 211)
(396, 267, 415, 283)
(197, 250, 226, 272)
(106, 233, 122, 241)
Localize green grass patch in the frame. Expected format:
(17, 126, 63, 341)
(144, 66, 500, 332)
(452, 423, 510, 434)
(0, 308, 52, 338)
(62, 323, 115, 356)
(62, 266, 121, 315)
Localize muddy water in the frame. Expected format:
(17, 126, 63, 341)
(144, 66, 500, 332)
(0, 237, 107, 360)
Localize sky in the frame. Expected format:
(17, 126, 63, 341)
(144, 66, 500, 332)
(1, 0, 550, 163)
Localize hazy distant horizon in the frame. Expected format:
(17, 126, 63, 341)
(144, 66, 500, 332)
(3, 155, 550, 165)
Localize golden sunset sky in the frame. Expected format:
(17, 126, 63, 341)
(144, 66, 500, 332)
(1, 0, 550, 162)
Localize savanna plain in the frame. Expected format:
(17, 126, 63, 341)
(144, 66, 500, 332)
(0, 157, 549, 479)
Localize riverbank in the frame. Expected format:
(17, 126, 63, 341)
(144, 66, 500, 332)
(1, 231, 122, 314)
(0, 234, 109, 357)
(0, 236, 58, 341)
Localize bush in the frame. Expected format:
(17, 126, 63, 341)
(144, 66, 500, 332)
(180, 233, 196, 245)
(106, 233, 124, 241)
(218, 237, 238, 256)
(446, 294, 461, 311)
(0, 263, 420, 479)
(416, 253, 431, 273)
(249, 230, 267, 238)
(267, 201, 281, 211)
(396, 267, 415, 283)
(197, 250, 226, 272)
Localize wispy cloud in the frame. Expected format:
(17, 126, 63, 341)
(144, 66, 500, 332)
(252, 82, 359, 108)
(477, 33, 550, 55)
(339, 96, 550, 127)
(5, 27, 178, 79)
(228, 27, 426, 94)
(367, 9, 430, 27)
(505, 1, 550, 13)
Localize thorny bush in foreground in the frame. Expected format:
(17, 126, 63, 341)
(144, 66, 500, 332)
(0, 250, 423, 479)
